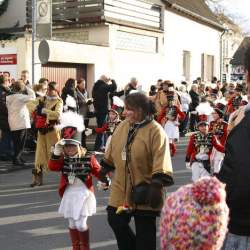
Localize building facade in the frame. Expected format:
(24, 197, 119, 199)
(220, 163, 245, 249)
(0, 0, 224, 92)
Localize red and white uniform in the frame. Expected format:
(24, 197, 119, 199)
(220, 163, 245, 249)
(209, 120, 228, 174)
(186, 132, 224, 182)
(48, 154, 101, 223)
(157, 105, 185, 156)
(95, 120, 120, 152)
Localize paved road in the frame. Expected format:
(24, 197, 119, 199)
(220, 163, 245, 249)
(0, 137, 191, 250)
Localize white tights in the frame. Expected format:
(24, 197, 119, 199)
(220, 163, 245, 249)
(68, 216, 88, 232)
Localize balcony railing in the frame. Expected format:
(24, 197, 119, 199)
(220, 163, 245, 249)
(26, 0, 163, 31)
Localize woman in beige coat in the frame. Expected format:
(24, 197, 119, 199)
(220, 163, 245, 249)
(28, 82, 63, 186)
(99, 92, 174, 250)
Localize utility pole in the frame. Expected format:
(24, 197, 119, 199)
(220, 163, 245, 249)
(32, 0, 37, 85)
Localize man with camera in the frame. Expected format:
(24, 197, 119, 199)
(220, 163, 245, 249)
(92, 75, 117, 151)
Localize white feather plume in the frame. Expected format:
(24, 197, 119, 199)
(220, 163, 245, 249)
(65, 95, 77, 108)
(242, 95, 248, 103)
(196, 102, 213, 116)
(214, 97, 228, 106)
(129, 90, 139, 95)
(56, 111, 85, 132)
(211, 83, 217, 89)
(113, 96, 124, 107)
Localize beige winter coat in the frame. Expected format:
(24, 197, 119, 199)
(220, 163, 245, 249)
(104, 119, 173, 211)
(28, 96, 63, 172)
(228, 106, 246, 133)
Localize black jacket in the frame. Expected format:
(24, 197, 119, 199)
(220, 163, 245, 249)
(189, 90, 200, 111)
(92, 79, 117, 114)
(0, 85, 10, 131)
(218, 111, 250, 236)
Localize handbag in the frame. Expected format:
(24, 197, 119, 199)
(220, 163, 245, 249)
(131, 182, 150, 205)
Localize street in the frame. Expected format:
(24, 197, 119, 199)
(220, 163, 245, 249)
(0, 137, 191, 250)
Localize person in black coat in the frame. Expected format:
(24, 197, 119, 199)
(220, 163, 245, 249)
(92, 75, 117, 151)
(218, 46, 250, 250)
(189, 84, 200, 131)
(0, 76, 12, 160)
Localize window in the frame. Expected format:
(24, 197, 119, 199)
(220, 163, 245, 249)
(183, 51, 191, 81)
(201, 53, 214, 82)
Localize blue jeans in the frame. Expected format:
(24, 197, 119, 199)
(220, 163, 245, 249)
(222, 233, 250, 250)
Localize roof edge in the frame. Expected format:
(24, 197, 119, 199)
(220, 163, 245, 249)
(163, 1, 224, 31)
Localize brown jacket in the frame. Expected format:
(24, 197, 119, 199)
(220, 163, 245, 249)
(154, 90, 181, 115)
(104, 119, 173, 211)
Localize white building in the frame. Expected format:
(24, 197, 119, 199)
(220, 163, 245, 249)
(0, 0, 224, 92)
(218, 14, 244, 82)
(230, 37, 250, 81)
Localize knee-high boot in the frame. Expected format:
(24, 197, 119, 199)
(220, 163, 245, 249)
(79, 229, 89, 250)
(30, 168, 38, 187)
(169, 143, 177, 157)
(37, 169, 43, 186)
(69, 228, 80, 250)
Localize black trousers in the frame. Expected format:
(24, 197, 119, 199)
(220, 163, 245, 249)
(179, 111, 189, 134)
(11, 129, 27, 161)
(81, 119, 89, 148)
(107, 207, 157, 250)
(189, 113, 198, 132)
(94, 112, 107, 150)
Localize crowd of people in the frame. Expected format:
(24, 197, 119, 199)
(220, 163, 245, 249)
(0, 46, 250, 250)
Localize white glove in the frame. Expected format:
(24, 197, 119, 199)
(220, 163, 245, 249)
(174, 121, 180, 126)
(54, 139, 65, 156)
(85, 128, 93, 137)
(186, 162, 191, 169)
(97, 180, 110, 191)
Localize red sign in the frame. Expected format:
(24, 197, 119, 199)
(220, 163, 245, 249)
(0, 54, 17, 65)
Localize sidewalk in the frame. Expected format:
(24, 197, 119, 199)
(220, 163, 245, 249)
(0, 136, 97, 174)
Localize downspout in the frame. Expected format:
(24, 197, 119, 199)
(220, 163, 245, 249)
(220, 29, 227, 82)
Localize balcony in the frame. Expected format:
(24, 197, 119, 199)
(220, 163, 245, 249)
(26, 0, 163, 31)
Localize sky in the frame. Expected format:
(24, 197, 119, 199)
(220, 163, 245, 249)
(214, 0, 250, 34)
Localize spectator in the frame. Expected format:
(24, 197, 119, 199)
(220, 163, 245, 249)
(0, 75, 12, 161)
(6, 80, 35, 166)
(189, 84, 200, 131)
(179, 85, 191, 136)
(156, 79, 163, 91)
(221, 82, 228, 96)
(92, 75, 117, 151)
(149, 85, 157, 97)
(218, 46, 250, 250)
(33, 82, 48, 98)
(20, 70, 31, 88)
(76, 78, 93, 147)
(198, 83, 206, 96)
(38, 77, 49, 86)
(3, 71, 10, 86)
(124, 77, 138, 96)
